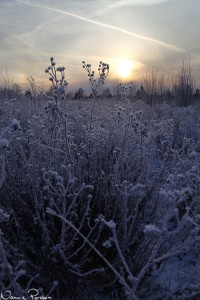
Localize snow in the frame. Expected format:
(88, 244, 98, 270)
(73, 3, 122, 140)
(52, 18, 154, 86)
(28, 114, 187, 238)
(1, 94, 200, 299)
(144, 224, 161, 234)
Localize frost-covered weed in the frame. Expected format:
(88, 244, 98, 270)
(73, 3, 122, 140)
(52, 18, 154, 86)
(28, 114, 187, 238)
(45, 57, 68, 104)
(119, 83, 133, 100)
(82, 60, 109, 97)
(82, 60, 109, 130)
(1, 84, 200, 298)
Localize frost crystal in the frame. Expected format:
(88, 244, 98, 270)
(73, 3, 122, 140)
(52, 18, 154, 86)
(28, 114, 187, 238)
(106, 220, 116, 229)
(103, 239, 113, 249)
(144, 224, 161, 234)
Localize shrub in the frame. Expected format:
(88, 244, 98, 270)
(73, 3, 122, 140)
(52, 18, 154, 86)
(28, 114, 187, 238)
(1, 58, 200, 299)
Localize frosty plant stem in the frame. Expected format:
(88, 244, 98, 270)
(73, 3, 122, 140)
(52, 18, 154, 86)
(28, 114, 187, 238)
(82, 61, 109, 97)
(46, 208, 133, 296)
(82, 61, 109, 129)
(27, 76, 37, 114)
(119, 83, 133, 100)
(45, 57, 68, 104)
(119, 83, 133, 115)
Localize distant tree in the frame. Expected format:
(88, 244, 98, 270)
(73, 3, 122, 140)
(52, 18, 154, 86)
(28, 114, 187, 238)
(193, 88, 200, 99)
(66, 91, 74, 99)
(0, 83, 21, 99)
(158, 73, 165, 103)
(143, 68, 158, 106)
(136, 85, 146, 98)
(174, 58, 194, 106)
(25, 89, 32, 99)
(75, 87, 85, 99)
(102, 88, 112, 98)
(140, 85, 145, 95)
(163, 89, 174, 101)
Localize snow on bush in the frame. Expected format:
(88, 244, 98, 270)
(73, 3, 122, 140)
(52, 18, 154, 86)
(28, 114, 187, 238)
(0, 58, 200, 299)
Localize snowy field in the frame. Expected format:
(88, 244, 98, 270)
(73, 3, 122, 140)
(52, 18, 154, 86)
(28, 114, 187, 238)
(1, 93, 200, 299)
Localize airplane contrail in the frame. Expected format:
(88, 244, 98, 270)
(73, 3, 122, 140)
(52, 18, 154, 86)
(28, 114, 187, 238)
(16, 0, 185, 53)
(107, 0, 173, 9)
(0, 29, 48, 58)
(0, 29, 30, 48)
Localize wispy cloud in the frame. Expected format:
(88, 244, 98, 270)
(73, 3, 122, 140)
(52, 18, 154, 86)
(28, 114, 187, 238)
(0, 0, 198, 86)
(107, 0, 173, 9)
(16, 0, 184, 53)
(0, 29, 33, 49)
(0, 29, 48, 58)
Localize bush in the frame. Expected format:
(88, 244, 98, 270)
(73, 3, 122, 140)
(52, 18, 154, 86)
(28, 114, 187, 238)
(1, 58, 200, 299)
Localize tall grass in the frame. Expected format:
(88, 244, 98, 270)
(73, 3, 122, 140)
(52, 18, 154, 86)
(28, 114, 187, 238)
(0, 88, 200, 298)
(0, 57, 200, 299)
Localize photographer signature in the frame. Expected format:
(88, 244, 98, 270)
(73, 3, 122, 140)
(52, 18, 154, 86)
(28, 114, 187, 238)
(0, 289, 52, 300)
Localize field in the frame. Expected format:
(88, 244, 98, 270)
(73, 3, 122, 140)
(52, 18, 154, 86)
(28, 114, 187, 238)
(1, 83, 200, 300)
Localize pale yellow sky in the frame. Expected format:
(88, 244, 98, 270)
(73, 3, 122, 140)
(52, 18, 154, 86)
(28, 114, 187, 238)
(0, 0, 200, 90)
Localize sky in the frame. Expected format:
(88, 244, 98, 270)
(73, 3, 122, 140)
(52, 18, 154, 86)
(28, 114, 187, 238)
(0, 0, 200, 91)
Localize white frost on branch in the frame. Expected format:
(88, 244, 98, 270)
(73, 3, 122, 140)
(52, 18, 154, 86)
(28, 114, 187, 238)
(144, 224, 161, 234)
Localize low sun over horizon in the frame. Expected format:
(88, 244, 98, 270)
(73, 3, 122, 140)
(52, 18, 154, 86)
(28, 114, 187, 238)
(0, 0, 200, 90)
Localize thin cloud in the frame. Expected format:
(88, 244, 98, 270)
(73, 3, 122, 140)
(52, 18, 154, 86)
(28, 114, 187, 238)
(1, 29, 32, 48)
(107, 0, 173, 9)
(16, 0, 185, 53)
(0, 29, 48, 58)
(20, 16, 63, 42)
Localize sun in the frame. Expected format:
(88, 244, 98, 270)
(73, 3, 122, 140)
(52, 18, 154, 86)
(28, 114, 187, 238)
(115, 59, 134, 79)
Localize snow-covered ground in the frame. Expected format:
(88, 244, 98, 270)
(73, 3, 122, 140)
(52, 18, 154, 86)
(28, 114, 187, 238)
(1, 96, 200, 299)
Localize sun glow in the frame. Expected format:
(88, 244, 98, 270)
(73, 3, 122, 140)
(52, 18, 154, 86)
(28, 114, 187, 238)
(115, 59, 134, 78)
